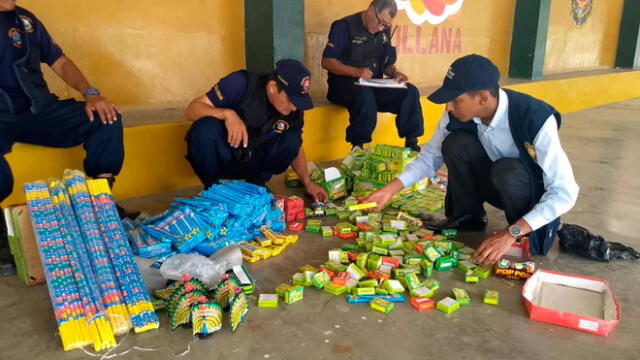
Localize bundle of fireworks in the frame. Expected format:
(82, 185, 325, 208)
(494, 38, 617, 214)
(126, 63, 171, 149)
(24, 170, 158, 352)
(125, 180, 286, 259)
(237, 226, 299, 263)
(153, 273, 249, 338)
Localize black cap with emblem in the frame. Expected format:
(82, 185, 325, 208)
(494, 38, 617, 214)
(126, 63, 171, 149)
(274, 59, 314, 111)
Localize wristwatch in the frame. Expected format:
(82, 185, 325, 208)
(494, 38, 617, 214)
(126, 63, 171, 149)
(83, 87, 101, 99)
(508, 224, 523, 239)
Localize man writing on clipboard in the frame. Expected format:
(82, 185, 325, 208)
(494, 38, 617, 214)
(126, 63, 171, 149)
(321, 0, 424, 153)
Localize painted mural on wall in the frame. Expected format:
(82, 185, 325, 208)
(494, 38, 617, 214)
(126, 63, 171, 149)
(396, 0, 464, 25)
(571, 0, 593, 27)
(393, 0, 464, 55)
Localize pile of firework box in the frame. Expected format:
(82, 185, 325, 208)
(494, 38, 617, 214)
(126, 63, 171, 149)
(341, 145, 428, 197)
(257, 209, 501, 314)
(288, 145, 431, 201)
(123, 180, 285, 260)
(23, 170, 159, 352)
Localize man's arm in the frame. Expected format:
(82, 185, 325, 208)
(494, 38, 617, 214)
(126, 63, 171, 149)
(185, 95, 248, 148)
(383, 64, 408, 83)
(290, 147, 327, 203)
(382, 46, 407, 82)
(50, 56, 120, 124)
(365, 112, 450, 210)
(473, 115, 579, 265)
(321, 20, 373, 79)
(321, 58, 372, 79)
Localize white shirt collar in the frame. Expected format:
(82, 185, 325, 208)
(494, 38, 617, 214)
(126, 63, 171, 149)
(472, 88, 508, 129)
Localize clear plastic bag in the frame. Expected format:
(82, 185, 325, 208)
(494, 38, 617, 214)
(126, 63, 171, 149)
(159, 245, 242, 287)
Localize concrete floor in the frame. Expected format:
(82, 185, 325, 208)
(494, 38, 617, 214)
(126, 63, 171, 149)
(2, 99, 640, 360)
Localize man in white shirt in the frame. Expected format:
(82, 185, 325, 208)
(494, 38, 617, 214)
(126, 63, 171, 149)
(365, 54, 579, 265)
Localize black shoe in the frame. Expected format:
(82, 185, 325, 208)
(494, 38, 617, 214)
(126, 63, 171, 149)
(405, 138, 421, 152)
(116, 204, 140, 220)
(420, 213, 487, 232)
(0, 260, 15, 277)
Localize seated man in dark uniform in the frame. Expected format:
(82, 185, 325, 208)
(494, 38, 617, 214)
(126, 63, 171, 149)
(184, 59, 327, 203)
(322, 0, 424, 152)
(0, 1, 125, 276)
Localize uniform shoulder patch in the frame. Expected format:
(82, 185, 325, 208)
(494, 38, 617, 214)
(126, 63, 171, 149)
(19, 15, 34, 33)
(214, 84, 224, 101)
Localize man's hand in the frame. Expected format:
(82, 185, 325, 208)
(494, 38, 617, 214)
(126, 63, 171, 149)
(473, 229, 516, 266)
(85, 95, 120, 125)
(358, 68, 373, 80)
(304, 181, 328, 203)
(223, 110, 248, 148)
(364, 187, 395, 212)
(394, 71, 409, 83)
(364, 179, 404, 211)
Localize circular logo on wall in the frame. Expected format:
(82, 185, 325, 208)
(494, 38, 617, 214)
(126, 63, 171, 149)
(571, 0, 593, 28)
(395, 0, 464, 26)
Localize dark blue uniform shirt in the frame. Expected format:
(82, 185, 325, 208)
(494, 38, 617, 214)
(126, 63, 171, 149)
(322, 19, 397, 66)
(0, 10, 63, 99)
(205, 70, 303, 131)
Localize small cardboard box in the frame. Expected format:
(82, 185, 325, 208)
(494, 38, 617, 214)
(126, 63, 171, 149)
(522, 270, 621, 336)
(493, 237, 535, 280)
(4, 205, 44, 286)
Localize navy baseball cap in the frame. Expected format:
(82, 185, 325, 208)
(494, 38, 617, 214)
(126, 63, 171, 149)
(274, 59, 314, 111)
(428, 54, 500, 104)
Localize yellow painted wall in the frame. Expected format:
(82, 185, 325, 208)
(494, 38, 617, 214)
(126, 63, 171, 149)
(19, 0, 245, 107)
(544, 0, 623, 74)
(305, 0, 515, 98)
(6, 70, 640, 207)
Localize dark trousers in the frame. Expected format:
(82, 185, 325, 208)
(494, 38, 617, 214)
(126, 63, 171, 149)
(185, 117, 302, 189)
(0, 99, 124, 203)
(327, 76, 424, 145)
(442, 131, 532, 224)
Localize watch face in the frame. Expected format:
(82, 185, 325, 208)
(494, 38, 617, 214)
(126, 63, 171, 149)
(509, 225, 522, 237)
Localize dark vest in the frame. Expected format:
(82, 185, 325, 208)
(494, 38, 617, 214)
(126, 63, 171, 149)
(0, 7, 58, 114)
(446, 89, 562, 255)
(331, 12, 392, 79)
(235, 71, 301, 148)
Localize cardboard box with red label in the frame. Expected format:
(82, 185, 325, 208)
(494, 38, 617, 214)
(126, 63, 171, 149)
(522, 270, 621, 336)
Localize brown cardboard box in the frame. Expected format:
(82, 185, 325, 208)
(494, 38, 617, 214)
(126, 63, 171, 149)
(4, 205, 44, 286)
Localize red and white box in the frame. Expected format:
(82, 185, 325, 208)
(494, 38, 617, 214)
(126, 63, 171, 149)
(522, 270, 621, 336)
(494, 237, 535, 280)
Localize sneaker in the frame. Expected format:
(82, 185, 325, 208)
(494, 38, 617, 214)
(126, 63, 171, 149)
(116, 204, 140, 220)
(405, 138, 421, 152)
(0, 260, 15, 277)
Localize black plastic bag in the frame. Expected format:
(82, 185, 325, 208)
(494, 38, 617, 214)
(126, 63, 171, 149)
(558, 224, 640, 262)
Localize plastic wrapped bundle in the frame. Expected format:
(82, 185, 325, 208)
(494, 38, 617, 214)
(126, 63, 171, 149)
(63, 172, 131, 336)
(25, 181, 114, 351)
(86, 178, 160, 333)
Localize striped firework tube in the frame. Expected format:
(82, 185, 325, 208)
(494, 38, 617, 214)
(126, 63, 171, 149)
(86, 179, 159, 333)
